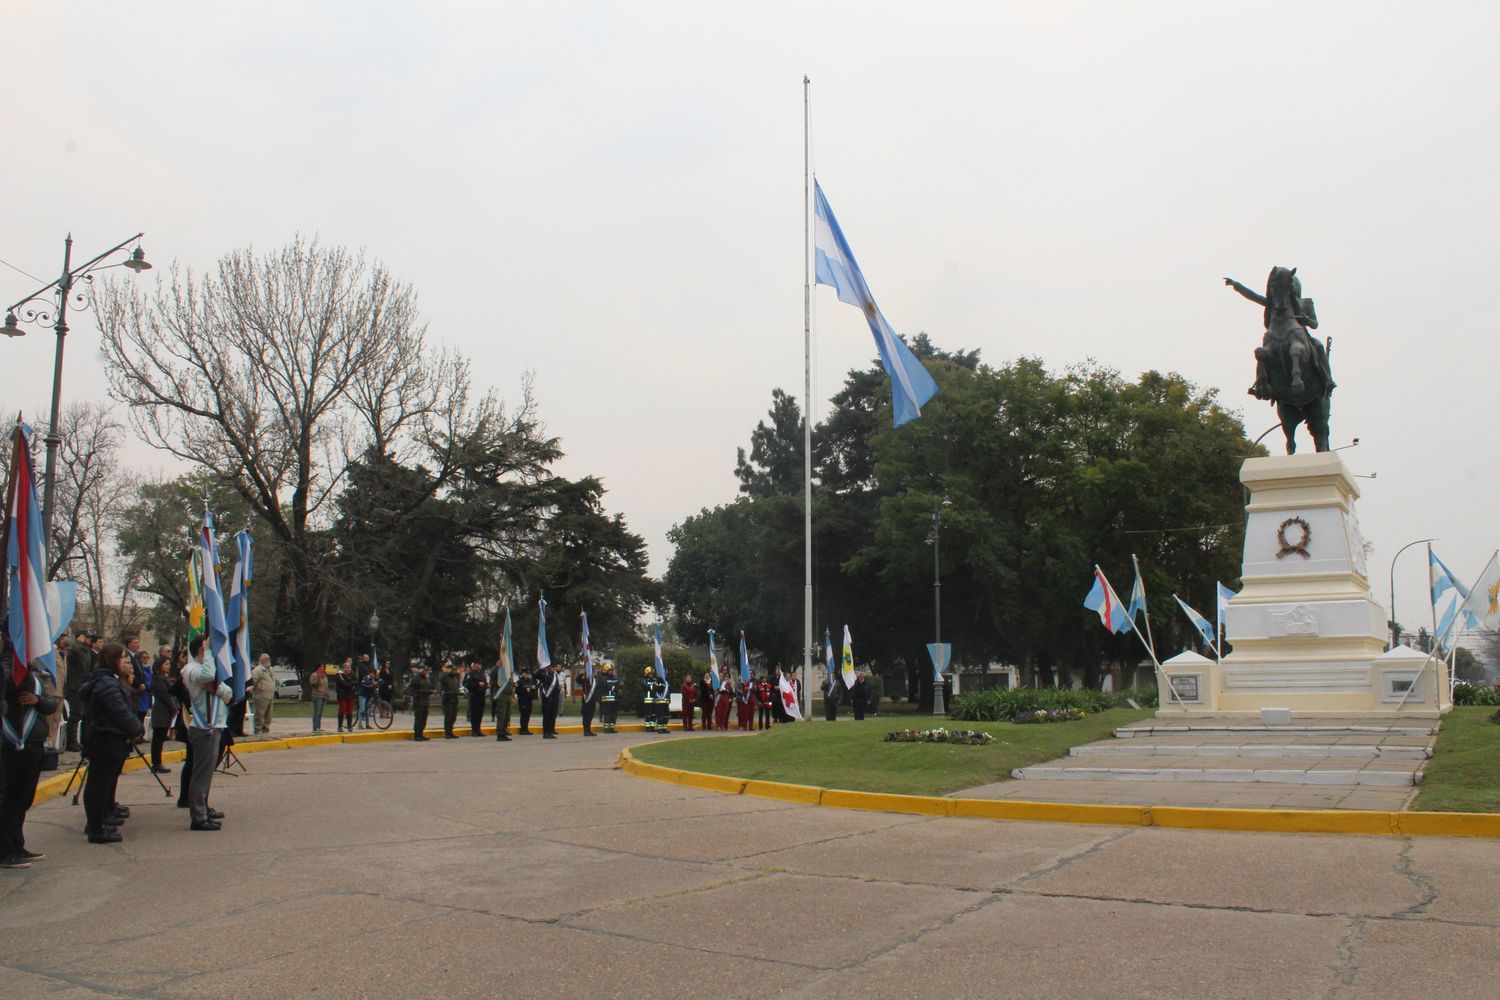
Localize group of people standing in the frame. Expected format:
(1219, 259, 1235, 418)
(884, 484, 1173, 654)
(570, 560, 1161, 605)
(304, 656, 394, 733)
(401, 659, 623, 741)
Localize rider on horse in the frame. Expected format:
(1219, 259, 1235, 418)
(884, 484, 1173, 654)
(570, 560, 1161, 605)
(1224, 270, 1334, 401)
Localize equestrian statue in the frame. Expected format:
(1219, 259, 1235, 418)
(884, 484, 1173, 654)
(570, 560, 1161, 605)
(1224, 266, 1334, 454)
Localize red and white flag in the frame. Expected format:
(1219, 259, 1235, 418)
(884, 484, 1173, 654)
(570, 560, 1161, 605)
(778, 672, 802, 720)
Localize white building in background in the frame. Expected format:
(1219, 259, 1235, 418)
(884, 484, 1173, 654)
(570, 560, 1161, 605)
(951, 661, 1019, 695)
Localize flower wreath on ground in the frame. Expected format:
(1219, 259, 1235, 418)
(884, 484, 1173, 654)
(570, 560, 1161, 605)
(883, 727, 995, 745)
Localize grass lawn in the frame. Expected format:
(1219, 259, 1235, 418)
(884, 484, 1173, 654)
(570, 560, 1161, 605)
(630, 709, 1152, 797)
(1411, 706, 1500, 813)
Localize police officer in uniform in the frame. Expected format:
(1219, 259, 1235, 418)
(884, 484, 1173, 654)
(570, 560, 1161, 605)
(438, 662, 461, 738)
(515, 667, 538, 735)
(598, 662, 619, 733)
(538, 664, 561, 739)
(405, 663, 433, 741)
(578, 667, 600, 736)
(462, 661, 488, 736)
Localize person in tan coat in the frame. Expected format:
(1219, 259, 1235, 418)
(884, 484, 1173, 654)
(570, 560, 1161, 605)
(249, 654, 275, 734)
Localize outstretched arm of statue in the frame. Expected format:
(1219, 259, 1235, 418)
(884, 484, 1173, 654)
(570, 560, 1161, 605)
(1223, 277, 1267, 306)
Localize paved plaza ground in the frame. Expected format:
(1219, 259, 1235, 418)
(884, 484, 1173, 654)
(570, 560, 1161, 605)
(3, 730, 1498, 999)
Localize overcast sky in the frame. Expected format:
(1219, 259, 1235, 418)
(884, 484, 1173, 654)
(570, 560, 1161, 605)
(3, 2, 1496, 637)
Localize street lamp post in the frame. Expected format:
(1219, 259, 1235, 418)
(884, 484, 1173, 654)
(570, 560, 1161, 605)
(1388, 537, 1436, 649)
(927, 497, 952, 716)
(3, 233, 151, 569)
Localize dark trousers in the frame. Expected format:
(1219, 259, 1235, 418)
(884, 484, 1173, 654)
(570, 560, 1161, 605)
(702, 703, 713, 730)
(681, 701, 695, 730)
(541, 695, 559, 736)
(441, 695, 459, 736)
(0, 742, 44, 856)
(581, 699, 596, 735)
(178, 734, 193, 805)
(493, 691, 512, 737)
(150, 727, 169, 769)
(757, 707, 771, 729)
(467, 694, 485, 735)
(600, 700, 618, 731)
(824, 698, 838, 722)
(412, 699, 429, 738)
(83, 733, 128, 834)
(852, 700, 866, 721)
(228, 699, 247, 737)
(517, 693, 534, 733)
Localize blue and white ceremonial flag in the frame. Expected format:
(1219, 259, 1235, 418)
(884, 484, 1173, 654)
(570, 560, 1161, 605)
(1127, 561, 1148, 623)
(199, 510, 234, 686)
(813, 181, 939, 427)
(652, 624, 667, 681)
(1216, 582, 1237, 629)
(536, 596, 552, 669)
(580, 611, 593, 680)
(825, 628, 836, 691)
(1083, 567, 1131, 634)
(497, 606, 514, 688)
(739, 630, 750, 684)
(226, 529, 253, 701)
(1429, 549, 1469, 605)
(6, 422, 57, 684)
(1436, 597, 1460, 654)
(45, 579, 76, 645)
(707, 628, 721, 691)
(1174, 594, 1219, 653)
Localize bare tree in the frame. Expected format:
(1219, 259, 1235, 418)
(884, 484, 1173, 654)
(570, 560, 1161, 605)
(97, 237, 461, 664)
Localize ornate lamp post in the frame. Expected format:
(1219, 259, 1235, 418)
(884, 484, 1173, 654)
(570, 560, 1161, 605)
(1388, 537, 1436, 649)
(3, 233, 151, 567)
(926, 497, 953, 716)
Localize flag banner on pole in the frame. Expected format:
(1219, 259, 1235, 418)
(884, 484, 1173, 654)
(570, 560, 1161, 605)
(226, 529, 253, 702)
(1436, 597, 1460, 654)
(6, 422, 57, 684)
(536, 596, 552, 669)
(813, 181, 939, 427)
(824, 628, 836, 691)
(199, 510, 234, 686)
(739, 630, 750, 684)
(840, 624, 857, 689)
(497, 606, 513, 690)
(652, 624, 666, 681)
(186, 550, 205, 640)
(1458, 552, 1500, 629)
(45, 579, 76, 644)
(1429, 549, 1470, 605)
(1174, 594, 1218, 651)
(581, 611, 593, 680)
(778, 670, 804, 720)
(1127, 563, 1147, 622)
(1083, 567, 1132, 634)
(708, 628, 721, 691)
(1216, 582, 1237, 635)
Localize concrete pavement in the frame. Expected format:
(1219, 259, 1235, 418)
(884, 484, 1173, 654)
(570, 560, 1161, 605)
(3, 730, 1498, 999)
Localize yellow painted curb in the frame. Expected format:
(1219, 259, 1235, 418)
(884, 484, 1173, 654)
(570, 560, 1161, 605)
(615, 747, 1500, 839)
(283, 735, 342, 748)
(341, 730, 410, 744)
(233, 739, 290, 754)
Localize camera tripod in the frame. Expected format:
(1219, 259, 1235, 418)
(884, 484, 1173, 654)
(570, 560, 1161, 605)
(63, 741, 173, 805)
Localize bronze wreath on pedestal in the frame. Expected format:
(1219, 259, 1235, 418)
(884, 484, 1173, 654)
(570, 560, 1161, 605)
(1276, 516, 1311, 559)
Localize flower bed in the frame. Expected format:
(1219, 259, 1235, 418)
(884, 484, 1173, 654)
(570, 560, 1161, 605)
(1012, 707, 1087, 724)
(883, 728, 995, 746)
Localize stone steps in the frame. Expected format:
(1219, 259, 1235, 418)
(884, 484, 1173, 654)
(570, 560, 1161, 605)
(1115, 723, 1437, 738)
(1069, 742, 1431, 760)
(1012, 755, 1423, 787)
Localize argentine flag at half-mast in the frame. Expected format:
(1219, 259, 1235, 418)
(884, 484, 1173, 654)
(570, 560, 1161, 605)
(813, 181, 939, 427)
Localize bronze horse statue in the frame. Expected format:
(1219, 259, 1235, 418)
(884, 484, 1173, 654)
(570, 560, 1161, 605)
(1225, 267, 1334, 454)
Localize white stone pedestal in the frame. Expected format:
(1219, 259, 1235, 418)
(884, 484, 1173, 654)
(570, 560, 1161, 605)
(1158, 452, 1451, 718)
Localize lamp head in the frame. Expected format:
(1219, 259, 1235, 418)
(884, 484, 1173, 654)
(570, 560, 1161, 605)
(122, 246, 152, 273)
(1, 312, 21, 338)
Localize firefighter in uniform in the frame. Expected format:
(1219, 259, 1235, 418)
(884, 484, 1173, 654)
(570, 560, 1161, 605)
(755, 673, 774, 730)
(515, 667, 538, 735)
(598, 662, 620, 732)
(642, 666, 664, 733)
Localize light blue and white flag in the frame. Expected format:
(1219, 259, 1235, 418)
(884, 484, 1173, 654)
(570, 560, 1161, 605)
(1127, 560, 1148, 622)
(536, 596, 552, 669)
(45, 579, 76, 645)
(1436, 597, 1460, 654)
(707, 628, 721, 692)
(199, 510, 234, 687)
(580, 610, 593, 680)
(1083, 567, 1131, 634)
(1174, 594, 1219, 653)
(226, 528, 253, 702)
(813, 181, 939, 427)
(1429, 549, 1469, 605)
(6, 422, 57, 684)
(496, 607, 514, 690)
(825, 628, 837, 692)
(739, 630, 750, 684)
(1216, 582, 1238, 640)
(652, 623, 666, 681)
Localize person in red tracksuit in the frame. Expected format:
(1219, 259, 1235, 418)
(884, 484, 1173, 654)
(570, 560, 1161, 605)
(679, 674, 698, 731)
(714, 678, 734, 730)
(736, 676, 755, 730)
(755, 674, 774, 729)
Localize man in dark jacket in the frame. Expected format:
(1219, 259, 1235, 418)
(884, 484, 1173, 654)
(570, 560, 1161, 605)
(438, 662, 461, 738)
(405, 663, 433, 741)
(515, 667, 537, 735)
(462, 662, 488, 736)
(63, 630, 92, 751)
(2, 653, 61, 868)
(578, 668, 599, 737)
(538, 665, 561, 739)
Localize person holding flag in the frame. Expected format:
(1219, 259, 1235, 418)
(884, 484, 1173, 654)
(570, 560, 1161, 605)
(492, 608, 514, 741)
(736, 670, 755, 730)
(821, 628, 840, 722)
(714, 671, 734, 730)
(578, 611, 599, 737)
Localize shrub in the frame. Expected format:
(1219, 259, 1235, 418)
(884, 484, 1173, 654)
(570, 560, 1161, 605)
(1453, 682, 1500, 707)
(1012, 707, 1088, 724)
(948, 686, 1120, 721)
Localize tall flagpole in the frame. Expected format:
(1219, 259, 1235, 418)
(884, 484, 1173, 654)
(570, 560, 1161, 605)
(802, 74, 814, 720)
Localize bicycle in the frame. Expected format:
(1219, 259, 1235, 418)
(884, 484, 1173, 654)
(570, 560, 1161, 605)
(370, 696, 393, 730)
